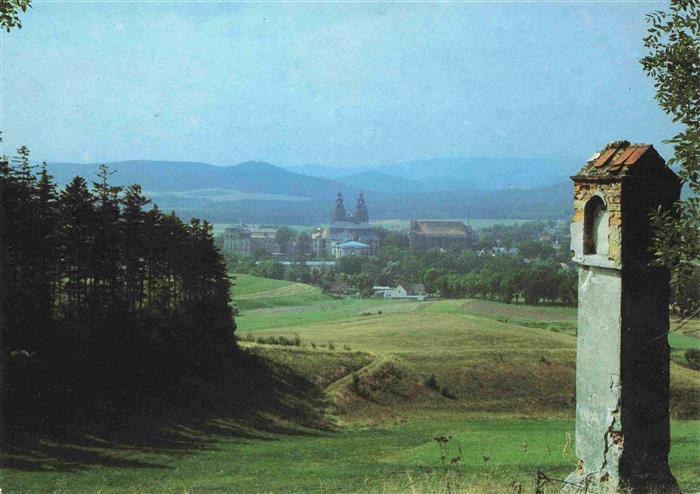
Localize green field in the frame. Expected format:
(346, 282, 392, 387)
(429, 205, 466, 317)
(3, 413, 697, 494)
(232, 273, 332, 311)
(3, 274, 698, 493)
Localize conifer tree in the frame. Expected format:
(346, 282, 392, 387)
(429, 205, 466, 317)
(92, 165, 123, 309)
(59, 176, 96, 313)
(121, 184, 150, 311)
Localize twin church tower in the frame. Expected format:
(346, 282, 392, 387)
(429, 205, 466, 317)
(312, 192, 377, 258)
(331, 192, 369, 224)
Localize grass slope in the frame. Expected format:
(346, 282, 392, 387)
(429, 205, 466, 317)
(232, 274, 332, 311)
(3, 281, 699, 493)
(4, 415, 698, 493)
(244, 298, 698, 418)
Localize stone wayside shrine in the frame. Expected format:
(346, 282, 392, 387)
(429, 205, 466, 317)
(564, 141, 681, 493)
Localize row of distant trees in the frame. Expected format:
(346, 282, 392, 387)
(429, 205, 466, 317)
(231, 243, 577, 306)
(336, 247, 577, 305)
(1, 147, 236, 433)
(274, 225, 312, 256)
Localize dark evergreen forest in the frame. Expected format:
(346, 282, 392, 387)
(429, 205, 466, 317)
(0, 147, 237, 438)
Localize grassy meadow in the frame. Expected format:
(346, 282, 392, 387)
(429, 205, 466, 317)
(232, 273, 331, 311)
(2, 274, 698, 493)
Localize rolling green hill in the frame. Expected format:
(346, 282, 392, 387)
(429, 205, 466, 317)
(3, 277, 698, 493)
(232, 274, 332, 311)
(242, 297, 697, 420)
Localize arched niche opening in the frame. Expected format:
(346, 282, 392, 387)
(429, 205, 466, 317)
(583, 195, 609, 256)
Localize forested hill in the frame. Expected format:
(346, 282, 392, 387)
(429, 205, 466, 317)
(46, 160, 572, 223)
(47, 160, 358, 199)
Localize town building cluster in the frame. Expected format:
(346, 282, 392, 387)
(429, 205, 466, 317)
(312, 192, 379, 258)
(221, 193, 565, 261)
(223, 226, 277, 257)
(408, 220, 471, 251)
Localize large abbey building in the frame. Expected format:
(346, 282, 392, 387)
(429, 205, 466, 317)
(312, 193, 379, 258)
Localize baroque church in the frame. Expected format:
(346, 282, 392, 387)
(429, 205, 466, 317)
(312, 193, 379, 258)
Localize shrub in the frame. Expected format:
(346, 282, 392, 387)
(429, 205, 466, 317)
(328, 342, 336, 350)
(311, 342, 317, 349)
(424, 374, 439, 390)
(441, 386, 456, 399)
(254, 335, 302, 347)
(352, 373, 361, 391)
(343, 344, 351, 351)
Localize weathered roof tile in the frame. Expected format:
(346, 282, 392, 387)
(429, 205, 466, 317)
(574, 141, 678, 182)
(611, 146, 637, 166)
(594, 147, 618, 168)
(623, 145, 650, 166)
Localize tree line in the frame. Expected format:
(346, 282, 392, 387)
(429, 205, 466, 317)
(1, 148, 236, 435)
(334, 247, 577, 305)
(230, 234, 578, 307)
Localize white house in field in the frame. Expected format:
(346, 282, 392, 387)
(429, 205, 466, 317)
(383, 283, 427, 301)
(372, 286, 392, 298)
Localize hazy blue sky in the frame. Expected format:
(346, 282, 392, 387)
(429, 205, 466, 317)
(1, 2, 677, 168)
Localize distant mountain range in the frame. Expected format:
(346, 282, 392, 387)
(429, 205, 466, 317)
(48, 160, 357, 200)
(45, 158, 575, 224)
(288, 157, 570, 192)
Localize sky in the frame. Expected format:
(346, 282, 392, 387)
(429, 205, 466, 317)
(0, 1, 678, 168)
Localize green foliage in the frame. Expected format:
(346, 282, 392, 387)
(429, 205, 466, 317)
(284, 259, 312, 283)
(275, 225, 296, 254)
(375, 226, 411, 249)
(294, 232, 312, 256)
(642, 0, 700, 316)
(0, 0, 31, 32)
(1, 147, 236, 436)
(440, 386, 457, 399)
(351, 372, 362, 393)
(253, 259, 285, 279)
(433, 434, 463, 468)
(308, 221, 577, 305)
(253, 334, 302, 347)
(424, 374, 439, 390)
(333, 244, 576, 305)
(517, 240, 556, 260)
